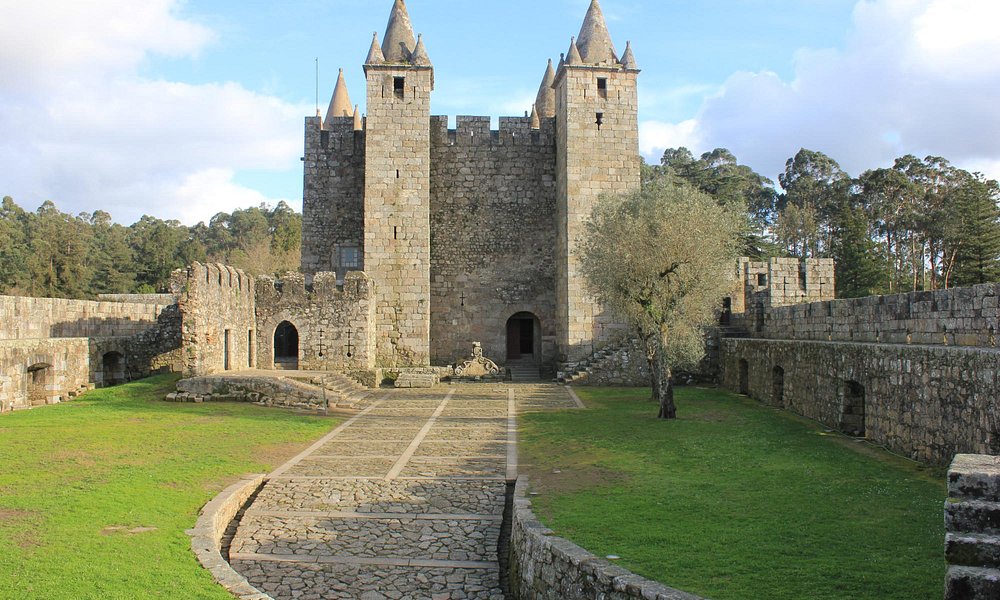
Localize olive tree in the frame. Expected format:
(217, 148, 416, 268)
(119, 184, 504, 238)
(580, 182, 743, 419)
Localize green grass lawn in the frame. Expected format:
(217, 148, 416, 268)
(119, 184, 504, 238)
(0, 375, 336, 600)
(519, 386, 946, 600)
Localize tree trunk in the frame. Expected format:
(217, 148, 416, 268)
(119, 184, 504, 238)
(655, 353, 676, 419)
(643, 334, 659, 401)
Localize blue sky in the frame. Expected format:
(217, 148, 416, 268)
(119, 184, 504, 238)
(2, 0, 999, 224)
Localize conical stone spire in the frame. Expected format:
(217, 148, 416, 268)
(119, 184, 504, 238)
(566, 37, 583, 66)
(576, 0, 617, 65)
(410, 33, 431, 66)
(366, 32, 385, 65)
(381, 0, 416, 63)
(353, 105, 363, 131)
(621, 40, 638, 70)
(530, 104, 540, 130)
(324, 68, 353, 125)
(534, 59, 556, 119)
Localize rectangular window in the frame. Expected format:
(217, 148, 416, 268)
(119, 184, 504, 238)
(597, 78, 608, 98)
(595, 112, 604, 130)
(393, 77, 405, 99)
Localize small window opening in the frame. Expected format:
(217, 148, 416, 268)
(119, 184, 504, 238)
(597, 78, 608, 98)
(396, 169, 400, 179)
(393, 77, 405, 99)
(757, 273, 767, 287)
(394, 226, 399, 240)
(595, 112, 604, 130)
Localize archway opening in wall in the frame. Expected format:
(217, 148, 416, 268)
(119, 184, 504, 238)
(102, 352, 125, 387)
(274, 321, 299, 370)
(506, 312, 541, 362)
(27, 363, 53, 407)
(772, 366, 785, 407)
(840, 380, 866, 437)
(738, 359, 749, 395)
(720, 297, 732, 326)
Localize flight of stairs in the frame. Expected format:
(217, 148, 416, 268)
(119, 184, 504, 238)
(506, 359, 542, 382)
(558, 339, 636, 385)
(291, 372, 374, 410)
(945, 454, 1000, 599)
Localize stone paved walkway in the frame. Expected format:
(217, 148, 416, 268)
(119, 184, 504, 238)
(230, 383, 578, 600)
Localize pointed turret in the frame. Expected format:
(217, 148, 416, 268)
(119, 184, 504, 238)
(324, 69, 353, 125)
(353, 105, 363, 131)
(566, 37, 583, 66)
(366, 32, 385, 65)
(620, 40, 638, 70)
(576, 0, 617, 65)
(534, 59, 556, 119)
(381, 0, 416, 63)
(410, 33, 431, 66)
(530, 104, 540, 130)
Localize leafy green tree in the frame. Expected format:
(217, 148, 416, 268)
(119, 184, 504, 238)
(831, 203, 885, 298)
(580, 182, 742, 419)
(0, 197, 31, 294)
(944, 173, 1000, 287)
(777, 149, 850, 257)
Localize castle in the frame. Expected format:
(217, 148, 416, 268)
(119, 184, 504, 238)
(301, 0, 640, 371)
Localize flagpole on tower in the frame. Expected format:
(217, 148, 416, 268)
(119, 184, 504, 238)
(315, 57, 320, 117)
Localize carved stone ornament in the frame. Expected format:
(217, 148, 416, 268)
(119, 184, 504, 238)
(454, 342, 501, 378)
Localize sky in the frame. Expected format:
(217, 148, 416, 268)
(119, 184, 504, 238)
(1, 0, 999, 225)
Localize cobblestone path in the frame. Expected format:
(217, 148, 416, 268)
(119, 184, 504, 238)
(230, 383, 578, 599)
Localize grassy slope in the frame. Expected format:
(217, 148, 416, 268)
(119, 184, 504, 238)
(519, 386, 946, 600)
(0, 375, 335, 600)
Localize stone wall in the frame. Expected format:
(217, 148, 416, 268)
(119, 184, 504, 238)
(97, 293, 178, 305)
(0, 339, 92, 412)
(0, 295, 169, 340)
(510, 478, 704, 600)
(945, 455, 1000, 599)
(254, 271, 376, 372)
(429, 116, 559, 368)
(753, 283, 1000, 346)
(721, 338, 1000, 464)
(301, 116, 366, 278)
(174, 263, 256, 377)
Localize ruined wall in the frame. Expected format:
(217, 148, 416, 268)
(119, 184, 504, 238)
(255, 271, 376, 371)
(429, 116, 558, 367)
(0, 339, 92, 413)
(97, 293, 178, 305)
(175, 263, 256, 377)
(0, 295, 169, 340)
(301, 116, 366, 278)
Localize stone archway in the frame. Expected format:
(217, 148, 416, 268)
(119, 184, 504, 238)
(772, 365, 785, 407)
(27, 363, 53, 407)
(102, 352, 126, 387)
(273, 321, 299, 370)
(839, 380, 866, 437)
(506, 312, 541, 362)
(738, 359, 749, 395)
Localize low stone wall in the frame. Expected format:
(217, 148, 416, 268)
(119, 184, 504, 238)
(173, 376, 328, 411)
(0, 339, 93, 412)
(509, 477, 705, 600)
(188, 474, 273, 600)
(945, 455, 1000, 599)
(98, 293, 178, 305)
(721, 338, 1000, 464)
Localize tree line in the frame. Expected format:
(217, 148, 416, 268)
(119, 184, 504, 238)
(648, 148, 1000, 298)
(0, 197, 301, 299)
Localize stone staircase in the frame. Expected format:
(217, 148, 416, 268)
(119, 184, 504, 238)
(945, 454, 1000, 599)
(171, 370, 374, 412)
(506, 359, 542, 382)
(558, 339, 636, 385)
(289, 372, 373, 409)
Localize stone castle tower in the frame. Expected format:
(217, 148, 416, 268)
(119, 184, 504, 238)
(302, 0, 640, 370)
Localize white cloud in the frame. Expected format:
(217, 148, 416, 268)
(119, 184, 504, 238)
(643, 0, 1000, 181)
(0, 0, 304, 225)
(639, 119, 700, 161)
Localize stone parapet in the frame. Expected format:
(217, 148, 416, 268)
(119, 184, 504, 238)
(946, 455, 1000, 599)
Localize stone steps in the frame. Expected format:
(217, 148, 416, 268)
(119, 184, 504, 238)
(946, 455, 1000, 599)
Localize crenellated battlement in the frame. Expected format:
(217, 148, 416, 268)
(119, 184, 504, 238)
(429, 115, 555, 147)
(305, 116, 365, 154)
(255, 271, 375, 304)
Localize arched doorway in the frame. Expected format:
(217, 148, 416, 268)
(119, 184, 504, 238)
(102, 352, 125, 387)
(27, 363, 52, 407)
(772, 365, 785, 407)
(738, 359, 749, 395)
(839, 380, 866, 437)
(274, 321, 299, 370)
(506, 312, 541, 362)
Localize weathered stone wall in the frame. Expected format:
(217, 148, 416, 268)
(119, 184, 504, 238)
(510, 477, 704, 599)
(0, 339, 92, 412)
(97, 293, 178, 305)
(429, 115, 558, 368)
(754, 283, 1000, 346)
(364, 65, 434, 367)
(301, 116, 366, 278)
(174, 263, 256, 377)
(0, 295, 169, 340)
(554, 62, 640, 363)
(254, 271, 377, 371)
(721, 338, 1000, 464)
(945, 455, 1000, 599)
